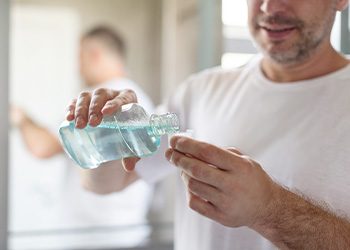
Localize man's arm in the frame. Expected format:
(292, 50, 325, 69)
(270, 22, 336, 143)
(252, 186, 350, 250)
(166, 136, 350, 250)
(80, 160, 139, 195)
(11, 106, 63, 158)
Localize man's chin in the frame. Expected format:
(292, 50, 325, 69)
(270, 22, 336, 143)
(265, 51, 304, 65)
(261, 44, 301, 64)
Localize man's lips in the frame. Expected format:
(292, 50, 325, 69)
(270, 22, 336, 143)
(259, 25, 297, 40)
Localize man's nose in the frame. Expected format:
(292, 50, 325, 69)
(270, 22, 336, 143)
(260, 0, 288, 15)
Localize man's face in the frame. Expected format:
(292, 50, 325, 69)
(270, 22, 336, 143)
(79, 41, 93, 86)
(247, 0, 339, 65)
(79, 39, 102, 87)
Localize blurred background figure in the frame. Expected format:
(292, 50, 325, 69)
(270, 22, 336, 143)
(10, 25, 154, 239)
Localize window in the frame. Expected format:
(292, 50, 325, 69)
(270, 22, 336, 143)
(221, 0, 256, 69)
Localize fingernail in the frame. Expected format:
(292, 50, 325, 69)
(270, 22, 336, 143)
(165, 149, 173, 162)
(89, 114, 98, 123)
(170, 136, 179, 149)
(75, 118, 83, 127)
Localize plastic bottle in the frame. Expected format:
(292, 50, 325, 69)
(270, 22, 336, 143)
(59, 103, 180, 169)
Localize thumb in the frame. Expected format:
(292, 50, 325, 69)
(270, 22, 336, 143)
(226, 147, 244, 156)
(122, 157, 140, 172)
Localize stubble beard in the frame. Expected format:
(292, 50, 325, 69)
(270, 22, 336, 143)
(252, 11, 336, 66)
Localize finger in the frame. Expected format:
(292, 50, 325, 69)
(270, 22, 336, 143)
(122, 157, 140, 172)
(66, 99, 77, 121)
(226, 147, 244, 156)
(88, 88, 120, 126)
(181, 172, 222, 205)
(170, 136, 244, 171)
(101, 89, 138, 115)
(75, 92, 92, 128)
(187, 192, 221, 222)
(165, 148, 224, 188)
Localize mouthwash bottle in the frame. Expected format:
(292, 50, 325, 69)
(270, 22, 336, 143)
(59, 103, 180, 169)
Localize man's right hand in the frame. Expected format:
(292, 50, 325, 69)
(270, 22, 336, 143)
(66, 88, 140, 171)
(66, 88, 138, 128)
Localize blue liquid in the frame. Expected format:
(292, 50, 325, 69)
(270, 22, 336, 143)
(59, 121, 161, 169)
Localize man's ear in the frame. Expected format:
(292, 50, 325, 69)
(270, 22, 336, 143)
(336, 0, 349, 12)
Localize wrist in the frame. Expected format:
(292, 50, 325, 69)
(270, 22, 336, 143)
(250, 182, 288, 234)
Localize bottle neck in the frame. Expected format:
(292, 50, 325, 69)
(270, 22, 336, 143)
(150, 113, 180, 136)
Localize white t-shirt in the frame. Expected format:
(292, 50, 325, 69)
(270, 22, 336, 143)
(57, 78, 155, 229)
(136, 56, 350, 250)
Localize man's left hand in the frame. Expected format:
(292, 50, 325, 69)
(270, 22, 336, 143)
(165, 136, 281, 228)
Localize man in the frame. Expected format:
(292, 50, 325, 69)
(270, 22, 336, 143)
(12, 26, 154, 229)
(66, 0, 350, 249)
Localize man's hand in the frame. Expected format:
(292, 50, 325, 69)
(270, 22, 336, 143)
(166, 136, 350, 249)
(66, 88, 138, 129)
(165, 135, 280, 228)
(66, 88, 139, 171)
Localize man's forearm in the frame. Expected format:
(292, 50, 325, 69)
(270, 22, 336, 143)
(252, 186, 350, 250)
(18, 117, 62, 158)
(80, 161, 139, 194)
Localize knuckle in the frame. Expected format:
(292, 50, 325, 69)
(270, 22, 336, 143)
(119, 95, 129, 103)
(227, 147, 240, 154)
(118, 92, 135, 104)
(104, 100, 117, 107)
(187, 178, 197, 191)
(93, 88, 109, 96)
(240, 157, 257, 174)
(123, 89, 135, 95)
(176, 137, 191, 150)
(171, 152, 182, 166)
(78, 91, 91, 99)
(75, 106, 89, 115)
(123, 89, 137, 101)
(89, 103, 100, 112)
(198, 143, 213, 161)
(190, 164, 203, 179)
